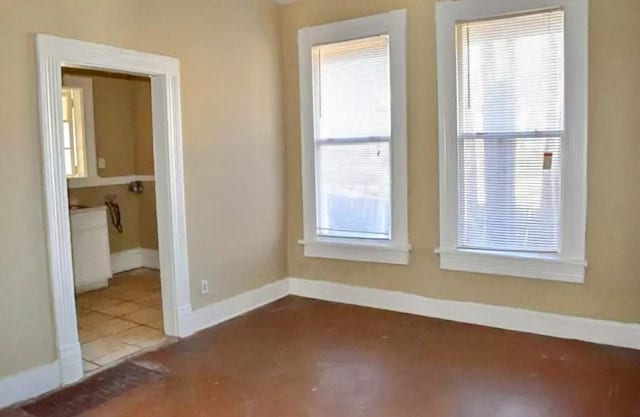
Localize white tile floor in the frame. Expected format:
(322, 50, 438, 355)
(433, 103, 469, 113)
(75, 268, 174, 373)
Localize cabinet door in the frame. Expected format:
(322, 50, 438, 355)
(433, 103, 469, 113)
(70, 211, 112, 289)
(71, 226, 111, 285)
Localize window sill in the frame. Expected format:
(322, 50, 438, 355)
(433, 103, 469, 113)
(299, 238, 411, 265)
(435, 248, 586, 283)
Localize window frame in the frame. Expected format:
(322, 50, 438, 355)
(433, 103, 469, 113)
(62, 74, 98, 180)
(297, 10, 410, 265)
(435, 0, 588, 283)
(61, 87, 87, 178)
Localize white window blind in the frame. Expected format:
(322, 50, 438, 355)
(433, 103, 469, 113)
(456, 10, 564, 252)
(312, 35, 391, 240)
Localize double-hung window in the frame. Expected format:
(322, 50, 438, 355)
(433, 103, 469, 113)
(61, 74, 98, 180)
(61, 87, 88, 178)
(298, 10, 410, 264)
(436, 0, 588, 282)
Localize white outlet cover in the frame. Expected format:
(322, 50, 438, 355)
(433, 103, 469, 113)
(201, 280, 208, 294)
(98, 157, 106, 169)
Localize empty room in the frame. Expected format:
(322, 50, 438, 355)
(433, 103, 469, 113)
(0, 0, 639, 416)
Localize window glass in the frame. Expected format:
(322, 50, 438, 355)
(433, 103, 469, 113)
(455, 10, 564, 252)
(312, 36, 392, 240)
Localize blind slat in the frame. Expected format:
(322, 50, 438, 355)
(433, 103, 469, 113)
(456, 10, 564, 253)
(312, 36, 392, 240)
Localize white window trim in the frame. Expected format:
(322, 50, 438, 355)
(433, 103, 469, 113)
(297, 10, 410, 265)
(435, 0, 588, 283)
(62, 74, 98, 179)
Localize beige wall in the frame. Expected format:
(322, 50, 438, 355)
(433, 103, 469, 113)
(68, 184, 159, 253)
(133, 80, 155, 176)
(3, 0, 636, 387)
(281, 0, 640, 323)
(69, 185, 140, 253)
(74, 70, 156, 177)
(65, 71, 157, 252)
(66, 71, 157, 252)
(0, 0, 285, 379)
(138, 182, 159, 250)
(92, 74, 138, 177)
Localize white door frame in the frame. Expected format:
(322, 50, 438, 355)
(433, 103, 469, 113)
(36, 34, 193, 385)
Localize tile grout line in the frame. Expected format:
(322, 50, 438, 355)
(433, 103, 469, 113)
(75, 268, 166, 373)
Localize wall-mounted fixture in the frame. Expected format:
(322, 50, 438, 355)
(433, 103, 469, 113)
(128, 180, 144, 194)
(104, 194, 123, 233)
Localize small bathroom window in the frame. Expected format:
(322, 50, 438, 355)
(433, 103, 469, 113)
(61, 87, 89, 178)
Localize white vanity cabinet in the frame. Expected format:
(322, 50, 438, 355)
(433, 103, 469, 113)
(70, 207, 112, 293)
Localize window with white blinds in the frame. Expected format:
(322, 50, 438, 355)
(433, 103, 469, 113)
(312, 36, 391, 240)
(299, 10, 408, 264)
(455, 10, 565, 253)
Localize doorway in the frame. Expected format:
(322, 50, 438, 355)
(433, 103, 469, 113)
(61, 68, 173, 373)
(36, 34, 192, 385)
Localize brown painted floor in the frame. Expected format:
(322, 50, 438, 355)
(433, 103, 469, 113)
(4, 296, 640, 417)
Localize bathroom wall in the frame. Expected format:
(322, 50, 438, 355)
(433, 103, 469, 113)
(65, 70, 158, 253)
(133, 78, 154, 176)
(68, 185, 143, 253)
(138, 182, 159, 250)
(91, 73, 140, 177)
(131, 78, 158, 250)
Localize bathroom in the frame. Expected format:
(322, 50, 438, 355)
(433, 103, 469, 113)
(62, 68, 170, 374)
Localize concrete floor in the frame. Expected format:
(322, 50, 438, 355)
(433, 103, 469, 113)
(4, 296, 640, 416)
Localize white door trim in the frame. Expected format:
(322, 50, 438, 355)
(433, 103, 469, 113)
(36, 34, 193, 386)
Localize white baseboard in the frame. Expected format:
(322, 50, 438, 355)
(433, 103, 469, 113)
(139, 248, 160, 270)
(288, 278, 640, 350)
(74, 280, 108, 293)
(5, 276, 639, 409)
(187, 279, 289, 335)
(0, 361, 60, 408)
(0, 277, 286, 408)
(111, 248, 159, 274)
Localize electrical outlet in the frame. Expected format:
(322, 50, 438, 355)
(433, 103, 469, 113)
(201, 280, 209, 294)
(98, 157, 106, 169)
